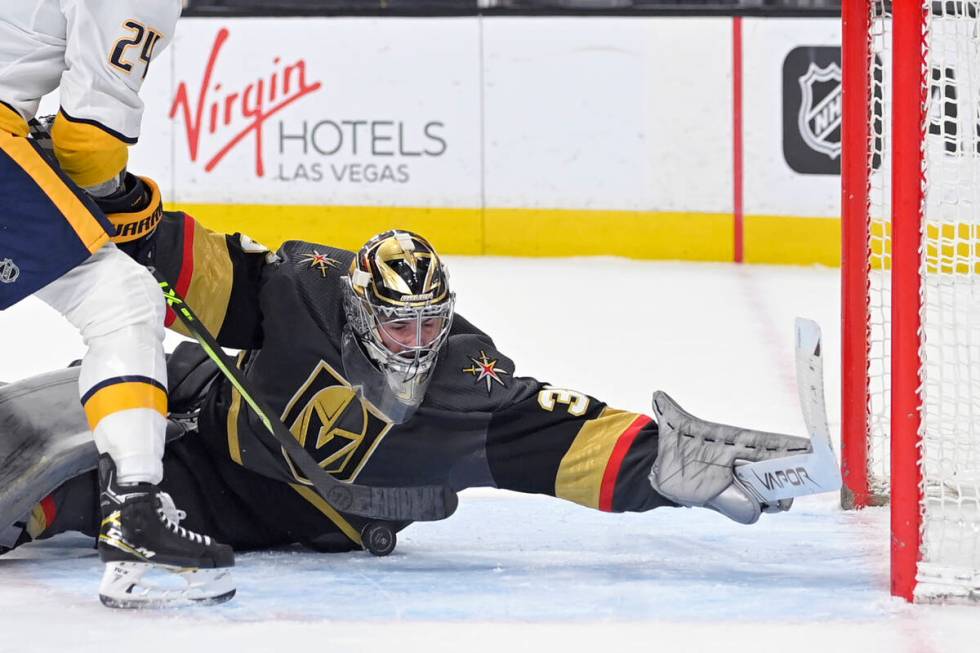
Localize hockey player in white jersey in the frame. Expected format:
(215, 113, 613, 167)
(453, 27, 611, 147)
(0, 1, 234, 607)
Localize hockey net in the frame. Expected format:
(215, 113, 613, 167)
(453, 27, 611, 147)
(842, 0, 980, 603)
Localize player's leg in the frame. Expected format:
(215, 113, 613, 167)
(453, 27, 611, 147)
(36, 243, 169, 486)
(2, 130, 233, 606)
(36, 238, 234, 609)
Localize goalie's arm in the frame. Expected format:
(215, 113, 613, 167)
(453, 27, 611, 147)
(484, 387, 675, 513)
(125, 209, 271, 349)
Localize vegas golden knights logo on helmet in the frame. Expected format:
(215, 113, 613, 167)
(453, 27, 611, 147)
(280, 361, 392, 484)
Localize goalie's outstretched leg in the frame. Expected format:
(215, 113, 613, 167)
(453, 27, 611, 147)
(97, 455, 235, 608)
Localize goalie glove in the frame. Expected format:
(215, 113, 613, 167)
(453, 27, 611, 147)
(648, 391, 810, 525)
(93, 173, 164, 248)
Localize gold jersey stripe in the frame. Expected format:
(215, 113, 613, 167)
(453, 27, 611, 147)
(82, 380, 168, 431)
(555, 407, 645, 510)
(0, 101, 28, 137)
(226, 352, 246, 466)
(289, 483, 363, 546)
(0, 131, 109, 254)
(184, 219, 235, 338)
(26, 496, 55, 539)
(51, 110, 128, 188)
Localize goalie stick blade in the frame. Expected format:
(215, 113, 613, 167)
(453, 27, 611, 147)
(732, 318, 842, 504)
(325, 483, 459, 522)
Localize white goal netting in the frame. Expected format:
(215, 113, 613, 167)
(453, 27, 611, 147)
(866, 0, 980, 602)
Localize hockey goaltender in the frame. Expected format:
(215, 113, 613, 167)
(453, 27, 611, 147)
(0, 178, 824, 607)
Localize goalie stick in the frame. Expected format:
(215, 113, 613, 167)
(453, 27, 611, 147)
(151, 270, 458, 523)
(732, 318, 842, 503)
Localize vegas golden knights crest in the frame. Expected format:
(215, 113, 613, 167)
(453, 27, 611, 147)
(280, 361, 392, 484)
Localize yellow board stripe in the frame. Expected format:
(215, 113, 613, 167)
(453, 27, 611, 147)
(555, 407, 644, 510)
(868, 219, 980, 274)
(289, 483, 363, 546)
(742, 215, 841, 266)
(0, 132, 109, 254)
(484, 208, 734, 260)
(82, 380, 168, 431)
(171, 202, 844, 266)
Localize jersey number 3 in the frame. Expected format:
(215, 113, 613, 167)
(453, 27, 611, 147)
(538, 388, 590, 417)
(110, 21, 163, 79)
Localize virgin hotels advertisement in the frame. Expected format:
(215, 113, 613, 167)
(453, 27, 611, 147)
(121, 16, 844, 226)
(133, 18, 483, 207)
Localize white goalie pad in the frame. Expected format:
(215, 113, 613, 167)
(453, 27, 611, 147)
(0, 368, 98, 533)
(0, 367, 185, 536)
(732, 318, 842, 503)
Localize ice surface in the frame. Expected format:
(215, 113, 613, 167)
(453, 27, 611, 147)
(1, 257, 978, 652)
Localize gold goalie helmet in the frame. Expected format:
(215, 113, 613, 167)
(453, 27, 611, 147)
(341, 230, 455, 423)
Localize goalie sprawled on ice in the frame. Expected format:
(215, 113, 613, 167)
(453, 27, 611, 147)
(0, 205, 837, 589)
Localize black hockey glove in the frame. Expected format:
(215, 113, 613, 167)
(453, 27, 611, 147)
(94, 173, 164, 254)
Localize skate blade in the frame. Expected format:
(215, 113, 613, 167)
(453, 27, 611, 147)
(99, 561, 236, 609)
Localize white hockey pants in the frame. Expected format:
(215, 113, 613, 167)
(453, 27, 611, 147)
(35, 244, 167, 484)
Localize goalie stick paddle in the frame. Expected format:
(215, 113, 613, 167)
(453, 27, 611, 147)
(151, 270, 458, 523)
(731, 318, 842, 503)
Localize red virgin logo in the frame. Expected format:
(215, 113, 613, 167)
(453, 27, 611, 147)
(169, 28, 323, 177)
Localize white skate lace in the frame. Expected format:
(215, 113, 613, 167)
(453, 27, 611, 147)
(155, 492, 211, 546)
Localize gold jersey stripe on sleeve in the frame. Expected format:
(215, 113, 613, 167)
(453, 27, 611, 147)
(82, 380, 168, 431)
(185, 219, 235, 337)
(0, 101, 28, 137)
(51, 110, 129, 188)
(0, 132, 109, 254)
(289, 483, 363, 547)
(555, 407, 646, 510)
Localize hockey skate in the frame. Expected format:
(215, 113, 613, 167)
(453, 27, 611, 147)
(97, 455, 235, 608)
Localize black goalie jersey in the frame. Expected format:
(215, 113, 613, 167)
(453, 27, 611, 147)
(124, 212, 673, 552)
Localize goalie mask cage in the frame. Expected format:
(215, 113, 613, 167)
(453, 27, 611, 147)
(842, 0, 980, 603)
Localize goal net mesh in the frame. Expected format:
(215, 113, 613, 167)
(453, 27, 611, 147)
(867, 0, 980, 601)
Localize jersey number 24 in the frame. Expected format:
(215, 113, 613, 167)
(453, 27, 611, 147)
(110, 21, 164, 79)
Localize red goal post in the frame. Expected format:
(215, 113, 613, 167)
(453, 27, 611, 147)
(842, 0, 980, 603)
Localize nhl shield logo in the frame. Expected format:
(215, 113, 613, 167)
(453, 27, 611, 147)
(0, 258, 19, 284)
(797, 62, 843, 160)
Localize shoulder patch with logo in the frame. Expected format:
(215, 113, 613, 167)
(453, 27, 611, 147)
(301, 250, 341, 277)
(462, 350, 510, 394)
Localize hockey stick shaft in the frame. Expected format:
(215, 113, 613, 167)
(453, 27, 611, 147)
(151, 270, 457, 522)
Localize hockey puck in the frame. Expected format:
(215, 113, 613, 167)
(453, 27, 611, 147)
(361, 522, 396, 557)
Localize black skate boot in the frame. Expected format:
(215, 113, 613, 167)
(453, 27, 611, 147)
(97, 455, 235, 608)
